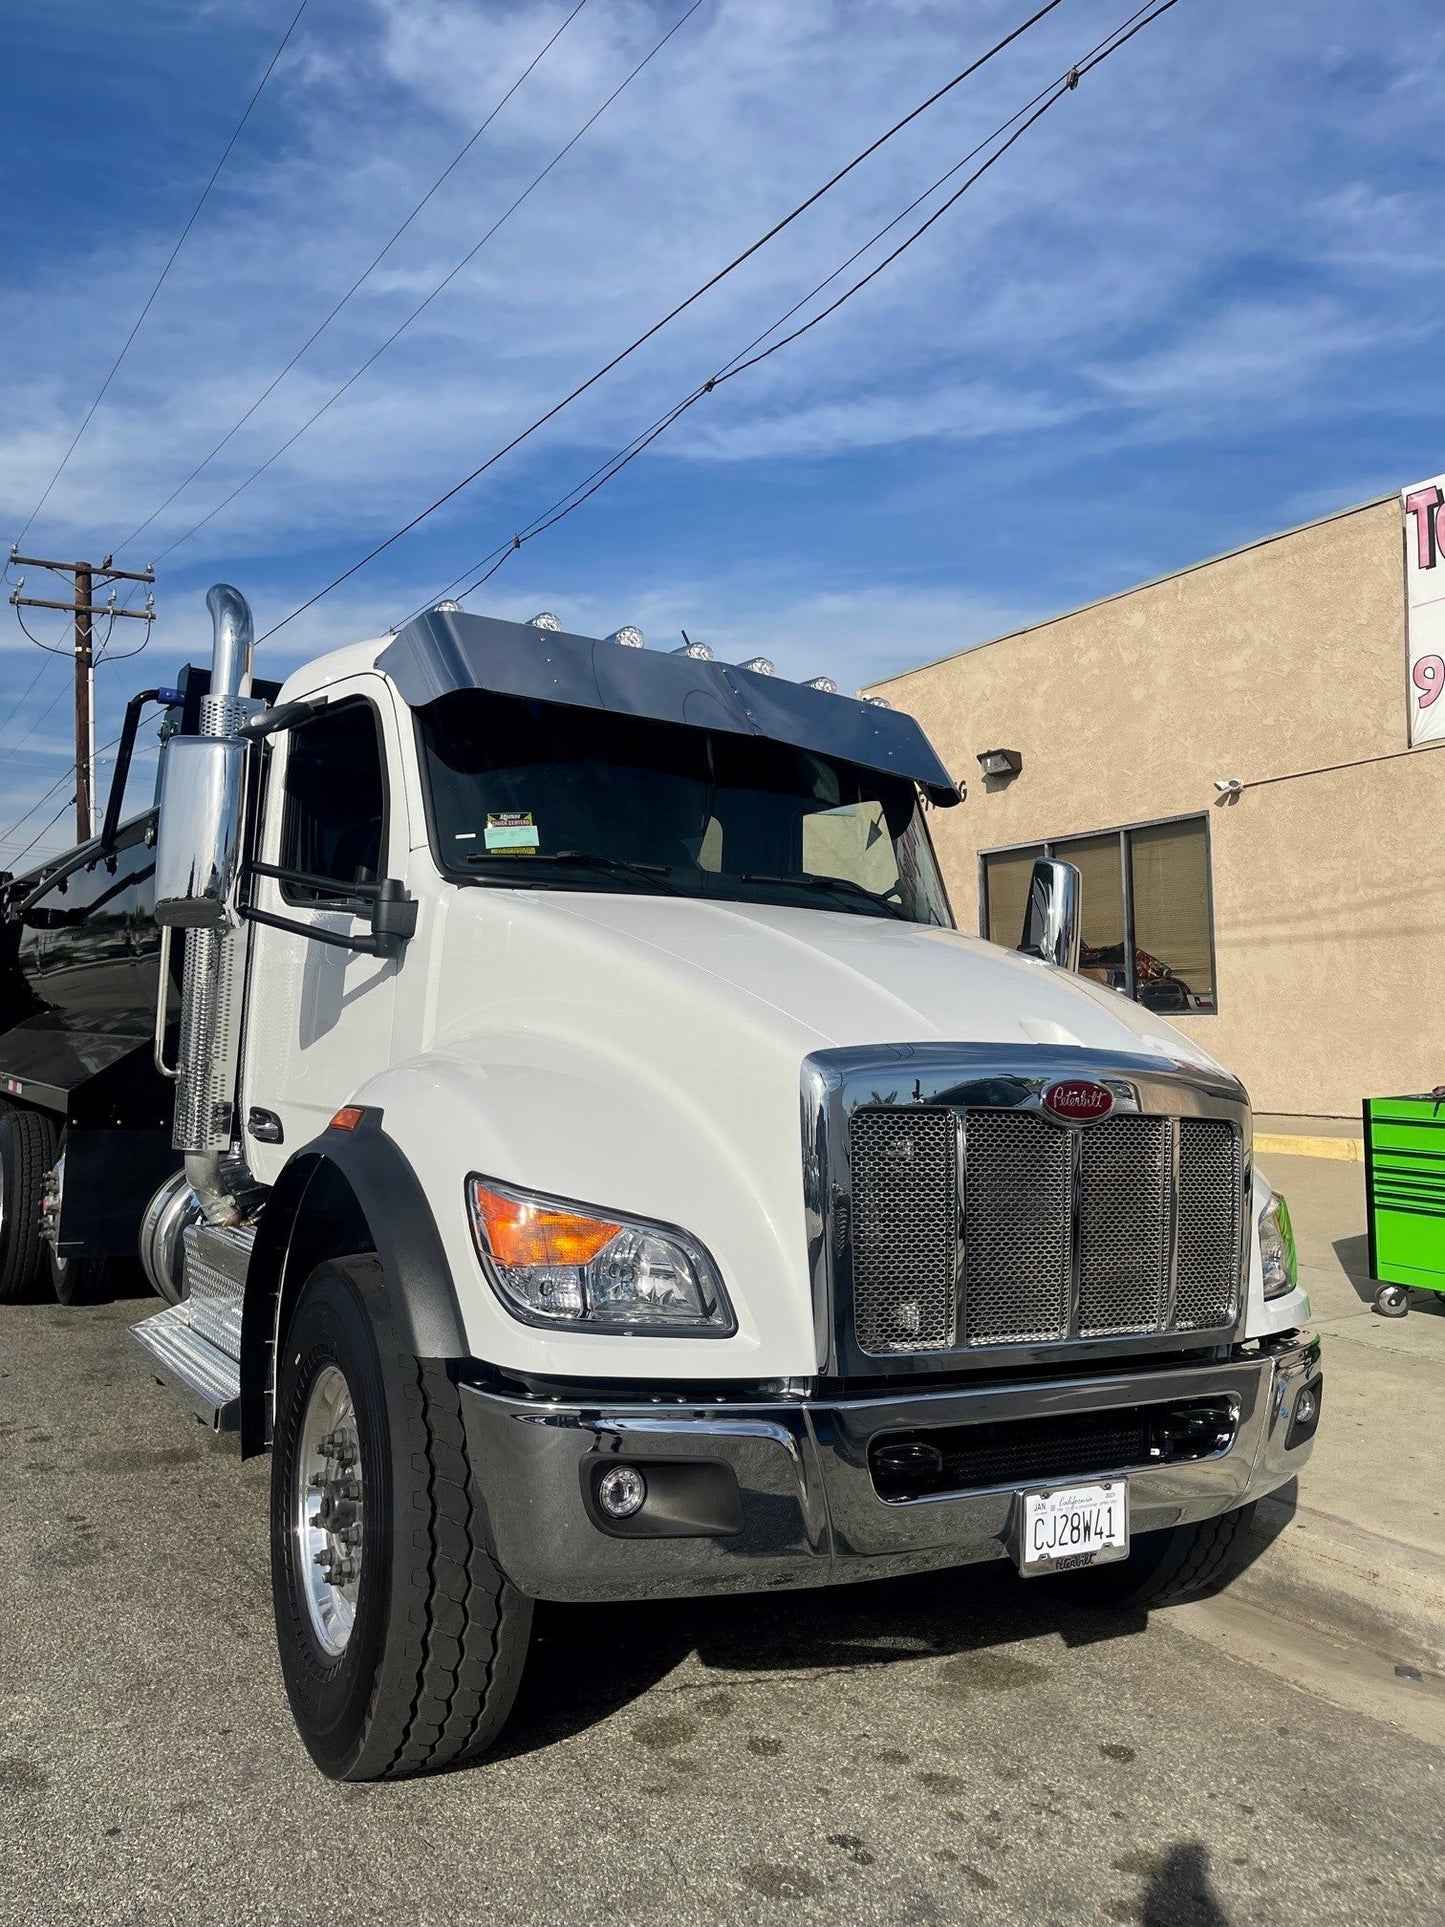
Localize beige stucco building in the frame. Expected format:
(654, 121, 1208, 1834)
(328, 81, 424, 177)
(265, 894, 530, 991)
(869, 493, 1445, 1118)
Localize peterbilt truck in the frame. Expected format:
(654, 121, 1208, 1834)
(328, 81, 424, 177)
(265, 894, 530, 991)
(0, 585, 1319, 1781)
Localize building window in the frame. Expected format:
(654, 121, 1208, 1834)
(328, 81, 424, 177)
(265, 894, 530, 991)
(980, 814, 1216, 1014)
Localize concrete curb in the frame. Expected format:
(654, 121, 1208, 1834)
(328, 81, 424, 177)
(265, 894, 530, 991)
(1227, 1495, 1445, 1675)
(1255, 1133, 1364, 1162)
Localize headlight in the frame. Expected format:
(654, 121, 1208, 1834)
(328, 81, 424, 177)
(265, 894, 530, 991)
(1258, 1187, 1297, 1300)
(466, 1176, 735, 1335)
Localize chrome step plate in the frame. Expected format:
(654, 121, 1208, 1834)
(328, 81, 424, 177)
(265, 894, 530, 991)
(130, 1302, 241, 1432)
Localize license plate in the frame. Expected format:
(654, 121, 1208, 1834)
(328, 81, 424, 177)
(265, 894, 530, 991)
(1016, 1480, 1129, 1576)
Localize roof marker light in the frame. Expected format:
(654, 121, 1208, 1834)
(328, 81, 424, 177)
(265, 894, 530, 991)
(673, 639, 713, 661)
(741, 657, 775, 676)
(803, 676, 838, 694)
(434, 600, 461, 612)
(861, 693, 891, 708)
(608, 625, 645, 648)
(529, 611, 562, 630)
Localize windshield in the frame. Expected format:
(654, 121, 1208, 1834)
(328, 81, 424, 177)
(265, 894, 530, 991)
(417, 691, 953, 926)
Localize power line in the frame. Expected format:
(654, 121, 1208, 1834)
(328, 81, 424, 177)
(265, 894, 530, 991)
(259, 0, 1072, 641)
(142, 0, 707, 572)
(14, 1, 313, 548)
(113, 0, 593, 558)
(413, 0, 1170, 616)
(0, 670, 70, 759)
(0, 729, 122, 860)
(1, 798, 75, 871)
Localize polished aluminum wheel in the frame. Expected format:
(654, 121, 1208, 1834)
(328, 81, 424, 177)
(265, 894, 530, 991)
(295, 1363, 364, 1657)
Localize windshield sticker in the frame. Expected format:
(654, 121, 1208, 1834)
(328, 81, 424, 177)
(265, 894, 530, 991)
(484, 811, 540, 853)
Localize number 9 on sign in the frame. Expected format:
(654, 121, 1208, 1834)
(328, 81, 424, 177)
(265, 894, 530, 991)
(1415, 654, 1445, 709)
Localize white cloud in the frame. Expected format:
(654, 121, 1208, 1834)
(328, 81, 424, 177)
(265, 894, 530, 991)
(3, 0, 1442, 844)
(1084, 299, 1405, 415)
(12, 0, 1430, 566)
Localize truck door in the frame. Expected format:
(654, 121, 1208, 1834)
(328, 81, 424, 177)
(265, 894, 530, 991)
(238, 682, 407, 1179)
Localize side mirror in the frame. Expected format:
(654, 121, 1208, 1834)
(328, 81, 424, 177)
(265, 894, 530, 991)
(153, 735, 247, 930)
(370, 877, 418, 957)
(1018, 858, 1081, 971)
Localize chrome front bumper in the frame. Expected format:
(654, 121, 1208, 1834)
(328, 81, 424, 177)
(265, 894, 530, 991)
(459, 1333, 1320, 1603)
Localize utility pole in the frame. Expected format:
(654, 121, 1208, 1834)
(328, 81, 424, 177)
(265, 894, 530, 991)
(9, 553, 155, 842)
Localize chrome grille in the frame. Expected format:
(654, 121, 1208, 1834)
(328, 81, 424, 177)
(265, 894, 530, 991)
(848, 1102, 1243, 1354)
(962, 1111, 1070, 1344)
(1175, 1119, 1243, 1330)
(850, 1108, 957, 1354)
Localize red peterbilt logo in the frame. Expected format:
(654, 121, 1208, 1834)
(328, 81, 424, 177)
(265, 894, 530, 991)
(1042, 1079, 1114, 1123)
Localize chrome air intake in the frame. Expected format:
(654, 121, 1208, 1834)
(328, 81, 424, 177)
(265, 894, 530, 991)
(154, 585, 256, 1224)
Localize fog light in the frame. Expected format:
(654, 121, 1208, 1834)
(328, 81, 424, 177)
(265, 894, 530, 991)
(1285, 1373, 1323, 1450)
(597, 1465, 647, 1519)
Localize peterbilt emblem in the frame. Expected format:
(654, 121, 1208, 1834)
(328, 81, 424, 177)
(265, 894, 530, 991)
(1042, 1079, 1114, 1123)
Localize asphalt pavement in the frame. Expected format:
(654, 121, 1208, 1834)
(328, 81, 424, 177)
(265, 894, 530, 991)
(2, 1280, 1443, 1927)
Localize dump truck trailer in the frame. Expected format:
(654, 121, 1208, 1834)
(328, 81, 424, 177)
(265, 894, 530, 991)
(0, 586, 1319, 1780)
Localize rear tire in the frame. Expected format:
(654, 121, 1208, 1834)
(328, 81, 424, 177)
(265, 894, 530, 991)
(1059, 1501, 1258, 1609)
(270, 1255, 533, 1780)
(0, 1109, 58, 1303)
(49, 1244, 111, 1307)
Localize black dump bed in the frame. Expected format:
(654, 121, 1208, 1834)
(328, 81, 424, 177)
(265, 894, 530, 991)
(0, 811, 175, 1125)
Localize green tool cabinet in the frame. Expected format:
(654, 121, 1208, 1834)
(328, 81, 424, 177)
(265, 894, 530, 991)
(1364, 1094, 1445, 1317)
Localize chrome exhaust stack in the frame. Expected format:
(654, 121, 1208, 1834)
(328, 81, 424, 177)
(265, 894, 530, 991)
(153, 585, 258, 1225)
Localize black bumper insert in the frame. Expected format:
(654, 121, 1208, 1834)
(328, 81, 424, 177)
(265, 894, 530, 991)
(869, 1396, 1239, 1502)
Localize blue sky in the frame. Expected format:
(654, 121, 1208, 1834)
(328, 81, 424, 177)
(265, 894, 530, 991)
(2, 0, 1439, 863)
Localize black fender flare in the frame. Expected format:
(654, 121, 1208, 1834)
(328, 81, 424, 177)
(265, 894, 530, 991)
(239, 1107, 469, 1454)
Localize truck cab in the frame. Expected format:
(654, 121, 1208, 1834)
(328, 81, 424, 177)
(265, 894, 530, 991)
(0, 587, 1320, 1782)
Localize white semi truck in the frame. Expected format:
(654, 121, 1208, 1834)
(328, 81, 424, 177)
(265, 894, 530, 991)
(0, 586, 1319, 1780)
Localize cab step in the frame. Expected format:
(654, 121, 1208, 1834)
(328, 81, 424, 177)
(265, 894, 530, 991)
(130, 1302, 241, 1431)
(128, 1218, 254, 1432)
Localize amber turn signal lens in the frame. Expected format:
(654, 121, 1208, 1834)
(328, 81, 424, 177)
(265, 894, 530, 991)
(469, 1182, 621, 1268)
(330, 1106, 365, 1132)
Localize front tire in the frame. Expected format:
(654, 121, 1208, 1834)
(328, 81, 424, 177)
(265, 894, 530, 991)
(1059, 1501, 1258, 1609)
(271, 1255, 532, 1780)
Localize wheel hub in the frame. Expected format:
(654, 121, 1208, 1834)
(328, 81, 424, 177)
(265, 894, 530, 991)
(295, 1364, 364, 1656)
(40, 1156, 62, 1265)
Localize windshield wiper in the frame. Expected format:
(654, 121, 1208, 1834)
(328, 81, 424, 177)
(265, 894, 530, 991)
(464, 850, 680, 893)
(739, 872, 907, 919)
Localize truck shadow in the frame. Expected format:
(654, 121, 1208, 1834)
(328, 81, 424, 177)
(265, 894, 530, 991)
(495, 1489, 1295, 1764)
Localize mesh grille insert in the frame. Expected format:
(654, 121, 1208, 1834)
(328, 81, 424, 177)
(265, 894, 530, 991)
(849, 1108, 958, 1354)
(963, 1110, 1071, 1343)
(1175, 1119, 1243, 1329)
(1077, 1117, 1171, 1336)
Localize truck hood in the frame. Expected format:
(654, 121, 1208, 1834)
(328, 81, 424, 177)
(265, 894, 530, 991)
(518, 891, 1223, 1073)
(391, 887, 1234, 1377)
